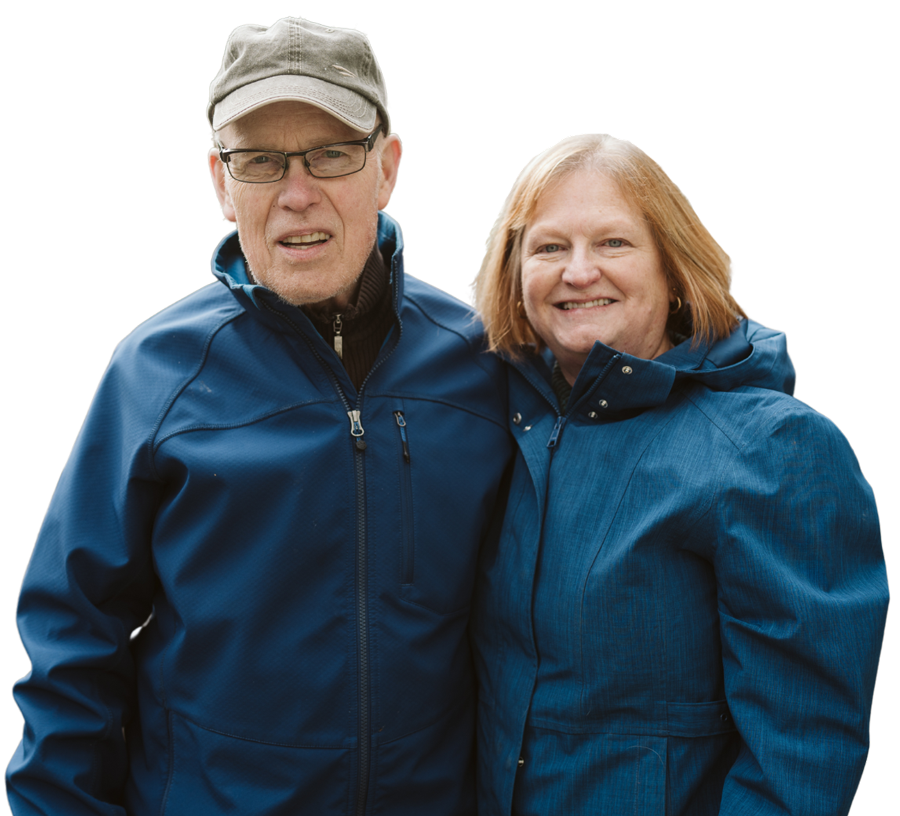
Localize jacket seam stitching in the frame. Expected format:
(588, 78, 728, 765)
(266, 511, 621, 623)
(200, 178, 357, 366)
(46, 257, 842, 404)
(680, 391, 746, 453)
(526, 717, 737, 737)
(152, 397, 340, 450)
(145, 311, 244, 480)
(404, 291, 508, 404)
(366, 391, 509, 431)
(170, 710, 350, 749)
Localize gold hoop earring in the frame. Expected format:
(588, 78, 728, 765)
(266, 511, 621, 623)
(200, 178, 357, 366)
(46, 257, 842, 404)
(516, 300, 527, 319)
(669, 296, 682, 315)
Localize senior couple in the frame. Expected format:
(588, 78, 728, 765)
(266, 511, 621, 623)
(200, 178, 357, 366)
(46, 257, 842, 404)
(7, 16, 887, 816)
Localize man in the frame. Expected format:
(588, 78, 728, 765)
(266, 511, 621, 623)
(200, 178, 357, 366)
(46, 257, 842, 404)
(7, 17, 512, 816)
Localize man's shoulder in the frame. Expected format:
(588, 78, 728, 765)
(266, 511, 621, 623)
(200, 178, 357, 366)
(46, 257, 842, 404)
(128, 281, 242, 335)
(400, 275, 485, 347)
(104, 282, 245, 404)
(386, 274, 508, 422)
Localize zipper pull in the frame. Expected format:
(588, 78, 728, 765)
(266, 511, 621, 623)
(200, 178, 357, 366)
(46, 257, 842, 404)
(333, 314, 343, 359)
(547, 415, 567, 449)
(393, 411, 410, 463)
(348, 410, 366, 450)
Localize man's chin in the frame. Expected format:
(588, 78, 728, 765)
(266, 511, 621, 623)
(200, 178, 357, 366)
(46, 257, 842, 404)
(247, 267, 361, 314)
(276, 281, 361, 315)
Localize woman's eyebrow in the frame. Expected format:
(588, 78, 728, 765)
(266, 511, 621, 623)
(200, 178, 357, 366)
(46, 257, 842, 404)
(527, 218, 637, 237)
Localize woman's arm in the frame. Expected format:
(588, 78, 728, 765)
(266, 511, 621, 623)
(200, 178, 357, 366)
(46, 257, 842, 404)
(714, 404, 888, 816)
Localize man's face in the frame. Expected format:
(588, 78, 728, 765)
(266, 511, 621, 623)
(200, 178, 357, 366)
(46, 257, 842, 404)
(210, 101, 401, 311)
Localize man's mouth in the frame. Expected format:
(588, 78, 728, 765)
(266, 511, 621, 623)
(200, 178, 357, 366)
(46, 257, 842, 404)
(558, 298, 615, 310)
(280, 232, 331, 248)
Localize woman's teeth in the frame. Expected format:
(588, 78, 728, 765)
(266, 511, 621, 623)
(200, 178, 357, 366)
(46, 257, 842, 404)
(560, 298, 613, 310)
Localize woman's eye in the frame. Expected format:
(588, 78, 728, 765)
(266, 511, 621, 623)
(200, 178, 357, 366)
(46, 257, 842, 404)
(606, 239, 624, 248)
(541, 244, 561, 253)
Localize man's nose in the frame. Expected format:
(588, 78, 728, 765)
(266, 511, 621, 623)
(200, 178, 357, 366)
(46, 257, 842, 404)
(276, 157, 323, 210)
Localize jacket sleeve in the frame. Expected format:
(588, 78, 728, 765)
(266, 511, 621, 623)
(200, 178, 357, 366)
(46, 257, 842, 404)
(713, 404, 888, 816)
(6, 351, 164, 816)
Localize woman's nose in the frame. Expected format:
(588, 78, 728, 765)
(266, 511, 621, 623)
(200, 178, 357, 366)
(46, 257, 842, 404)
(561, 250, 602, 288)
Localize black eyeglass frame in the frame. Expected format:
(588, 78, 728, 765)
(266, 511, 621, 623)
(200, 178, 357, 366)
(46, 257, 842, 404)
(218, 125, 384, 183)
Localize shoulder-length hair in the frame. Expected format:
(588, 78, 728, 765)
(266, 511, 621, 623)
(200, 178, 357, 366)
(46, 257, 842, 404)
(474, 134, 746, 357)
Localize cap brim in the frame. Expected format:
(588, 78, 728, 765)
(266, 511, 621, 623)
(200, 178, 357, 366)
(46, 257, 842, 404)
(212, 74, 377, 132)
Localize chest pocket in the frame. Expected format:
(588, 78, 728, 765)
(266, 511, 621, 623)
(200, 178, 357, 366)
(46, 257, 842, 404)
(390, 401, 504, 616)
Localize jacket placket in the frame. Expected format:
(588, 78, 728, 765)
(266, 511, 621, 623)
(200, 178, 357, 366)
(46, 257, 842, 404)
(260, 281, 401, 816)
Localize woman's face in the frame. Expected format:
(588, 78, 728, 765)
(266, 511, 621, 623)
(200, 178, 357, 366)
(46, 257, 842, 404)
(520, 170, 674, 384)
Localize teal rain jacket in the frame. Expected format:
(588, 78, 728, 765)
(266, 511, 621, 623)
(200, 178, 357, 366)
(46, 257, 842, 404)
(473, 320, 888, 816)
(8, 214, 514, 816)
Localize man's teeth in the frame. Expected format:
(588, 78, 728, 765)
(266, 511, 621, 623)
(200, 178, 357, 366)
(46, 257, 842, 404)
(560, 298, 613, 310)
(282, 232, 330, 245)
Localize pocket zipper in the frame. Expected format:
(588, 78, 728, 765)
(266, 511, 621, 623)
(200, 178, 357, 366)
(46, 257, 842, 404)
(394, 411, 414, 584)
(394, 411, 410, 462)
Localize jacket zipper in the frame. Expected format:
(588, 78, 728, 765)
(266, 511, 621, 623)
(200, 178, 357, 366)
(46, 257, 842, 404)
(547, 415, 567, 449)
(512, 365, 567, 450)
(350, 329, 399, 816)
(262, 301, 401, 816)
(333, 314, 344, 359)
(513, 353, 622, 450)
(394, 411, 414, 584)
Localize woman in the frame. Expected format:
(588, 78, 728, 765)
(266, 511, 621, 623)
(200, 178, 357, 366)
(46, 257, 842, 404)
(472, 135, 888, 816)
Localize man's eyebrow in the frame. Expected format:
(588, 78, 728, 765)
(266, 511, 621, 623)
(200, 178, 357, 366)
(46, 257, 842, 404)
(222, 135, 362, 151)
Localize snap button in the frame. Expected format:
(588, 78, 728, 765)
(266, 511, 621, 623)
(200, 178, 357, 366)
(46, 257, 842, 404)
(523, 425, 532, 431)
(512, 413, 522, 425)
(588, 411, 598, 419)
(720, 713, 730, 722)
(517, 757, 525, 768)
(622, 366, 633, 375)
(598, 399, 609, 408)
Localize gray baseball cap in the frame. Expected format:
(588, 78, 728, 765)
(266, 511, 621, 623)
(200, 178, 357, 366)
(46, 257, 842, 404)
(208, 17, 390, 135)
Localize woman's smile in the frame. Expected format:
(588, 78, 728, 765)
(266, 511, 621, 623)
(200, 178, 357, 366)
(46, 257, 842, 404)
(556, 297, 616, 310)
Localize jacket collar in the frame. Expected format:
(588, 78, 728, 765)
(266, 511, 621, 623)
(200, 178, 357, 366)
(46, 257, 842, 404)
(511, 319, 795, 422)
(210, 211, 404, 328)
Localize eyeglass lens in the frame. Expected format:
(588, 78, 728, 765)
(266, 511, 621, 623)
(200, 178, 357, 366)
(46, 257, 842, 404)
(228, 144, 367, 181)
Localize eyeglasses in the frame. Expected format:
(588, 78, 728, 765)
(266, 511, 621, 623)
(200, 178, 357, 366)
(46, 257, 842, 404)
(218, 126, 383, 183)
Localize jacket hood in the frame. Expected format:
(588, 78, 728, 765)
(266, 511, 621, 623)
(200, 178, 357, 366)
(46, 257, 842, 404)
(515, 319, 795, 421)
(209, 211, 404, 316)
(666, 319, 795, 395)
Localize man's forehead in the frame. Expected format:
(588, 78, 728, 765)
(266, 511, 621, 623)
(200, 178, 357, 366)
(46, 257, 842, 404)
(221, 100, 368, 145)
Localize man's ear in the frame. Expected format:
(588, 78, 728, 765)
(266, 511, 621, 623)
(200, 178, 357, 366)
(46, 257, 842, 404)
(209, 149, 237, 223)
(376, 134, 402, 211)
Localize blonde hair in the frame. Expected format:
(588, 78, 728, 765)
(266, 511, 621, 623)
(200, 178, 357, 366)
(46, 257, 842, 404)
(474, 134, 746, 357)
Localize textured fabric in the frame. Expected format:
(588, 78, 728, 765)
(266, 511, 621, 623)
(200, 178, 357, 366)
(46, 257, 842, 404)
(304, 241, 393, 390)
(7, 213, 514, 816)
(472, 321, 888, 816)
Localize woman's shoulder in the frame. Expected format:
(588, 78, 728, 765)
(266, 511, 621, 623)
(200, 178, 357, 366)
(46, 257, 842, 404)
(668, 388, 874, 561)
(679, 383, 855, 466)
